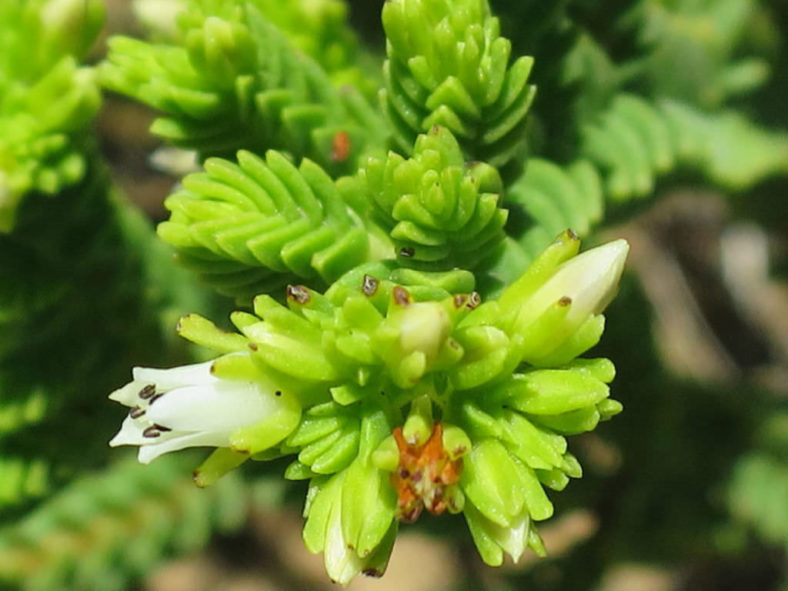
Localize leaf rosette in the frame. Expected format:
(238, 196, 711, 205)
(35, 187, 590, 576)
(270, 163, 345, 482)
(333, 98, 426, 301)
(381, 0, 537, 170)
(360, 126, 507, 268)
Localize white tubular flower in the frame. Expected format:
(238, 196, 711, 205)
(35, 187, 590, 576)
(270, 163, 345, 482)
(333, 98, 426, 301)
(109, 357, 293, 464)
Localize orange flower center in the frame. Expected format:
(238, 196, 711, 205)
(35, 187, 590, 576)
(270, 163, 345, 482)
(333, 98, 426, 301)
(390, 422, 463, 522)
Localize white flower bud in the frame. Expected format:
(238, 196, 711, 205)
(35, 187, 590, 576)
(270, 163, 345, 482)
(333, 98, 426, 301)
(465, 501, 530, 566)
(399, 302, 451, 364)
(323, 498, 366, 585)
(510, 239, 629, 364)
(516, 239, 629, 331)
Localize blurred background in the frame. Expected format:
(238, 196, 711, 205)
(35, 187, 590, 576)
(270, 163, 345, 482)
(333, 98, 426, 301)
(1, 0, 786, 589)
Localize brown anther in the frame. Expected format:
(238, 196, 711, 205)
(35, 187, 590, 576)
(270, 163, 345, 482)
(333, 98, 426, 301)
(466, 291, 481, 309)
(453, 294, 468, 308)
(249, 343, 259, 351)
(155, 424, 172, 432)
(139, 384, 156, 399)
(129, 407, 146, 419)
(399, 247, 415, 258)
(567, 228, 579, 240)
(143, 426, 161, 438)
(362, 274, 379, 296)
(558, 296, 572, 306)
(286, 284, 310, 305)
(148, 393, 163, 405)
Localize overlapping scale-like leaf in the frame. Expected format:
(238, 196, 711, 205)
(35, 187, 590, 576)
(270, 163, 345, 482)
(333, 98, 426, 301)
(158, 150, 387, 300)
(506, 158, 604, 263)
(622, 0, 772, 108)
(450, 356, 619, 565)
(0, 456, 247, 590)
(381, 0, 536, 169)
(102, 3, 387, 174)
(360, 126, 507, 268)
(162, 0, 376, 94)
(0, 0, 104, 84)
(0, 0, 104, 232)
(0, 157, 210, 515)
(284, 402, 361, 478)
(0, 58, 100, 232)
(248, 0, 380, 97)
(580, 93, 788, 202)
(502, 92, 788, 268)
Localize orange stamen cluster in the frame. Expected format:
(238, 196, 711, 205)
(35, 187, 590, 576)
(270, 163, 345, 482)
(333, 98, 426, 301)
(391, 422, 462, 522)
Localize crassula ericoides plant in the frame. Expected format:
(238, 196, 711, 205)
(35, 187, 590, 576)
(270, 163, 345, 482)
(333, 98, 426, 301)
(110, 231, 629, 581)
(101, 0, 635, 584)
(4, 0, 788, 588)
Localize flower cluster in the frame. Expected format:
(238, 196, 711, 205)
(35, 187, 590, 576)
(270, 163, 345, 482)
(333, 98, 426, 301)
(110, 232, 628, 582)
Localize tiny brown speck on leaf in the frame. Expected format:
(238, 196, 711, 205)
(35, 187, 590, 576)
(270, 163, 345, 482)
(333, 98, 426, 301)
(392, 286, 411, 306)
(286, 284, 310, 304)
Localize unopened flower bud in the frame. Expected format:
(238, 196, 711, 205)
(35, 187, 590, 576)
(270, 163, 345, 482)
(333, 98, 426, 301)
(510, 239, 629, 365)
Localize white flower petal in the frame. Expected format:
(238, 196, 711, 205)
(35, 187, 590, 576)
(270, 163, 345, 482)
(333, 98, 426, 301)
(324, 502, 364, 584)
(109, 380, 151, 407)
(137, 430, 230, 464)
(144, 380, 280, 432)
(132, 359, 217, 391)
(519, 239, 629, 328)
(109, 415, 148, 446)
(494, 511, 529, 563)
